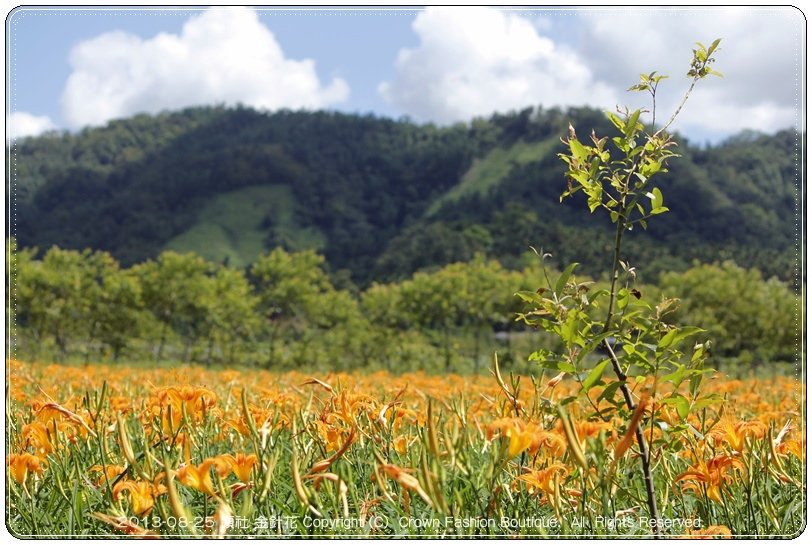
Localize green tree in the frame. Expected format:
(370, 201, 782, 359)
(518, 41, 723, 534)
(90, 255, 145, 361)
(205, 265, 261, 365)
(659, 261, 798, 364)
(250, 248, 333, 367)
(15, 247, 99, 359)
(133, 251, 215, 361)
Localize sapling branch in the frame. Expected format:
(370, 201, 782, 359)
(540, 39, 721, 538)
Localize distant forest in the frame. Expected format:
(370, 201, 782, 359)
(8, 105, 803, 287)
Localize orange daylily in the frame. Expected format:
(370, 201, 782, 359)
(21, 422, 55, 457)
(487, 418, 540, 458)
(7, 453, 46, 484)
(518, 463, 567, 496)
(676, 455, 745, 503)
(683, 525, 733, 538)
(315, 420, 346, 452)
(89, 464, 127, 486)
(707, 417, 766, 454)
(149, 386, 218, 424)
(219, 453, 258, 484)
(113, 480, 163, 516)
(177, 458, 229, 496)
(777, 438, 805, 462)
(393, 435, 411, 455)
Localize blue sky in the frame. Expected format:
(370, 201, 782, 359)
(6, 6, 804, 144)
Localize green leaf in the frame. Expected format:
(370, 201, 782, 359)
(619, 287, 632, 310)
(569, 138, 589, 161)
(625, 110, 642, 138)
(657, 328, 678, 350)
(558, 311, 580, 345)
(581, 359, 610, 393)
(515, 291, 544, 305)
(664, 394, 690, 420)
(597, 380, 623, 403)
(672, 326, 705, 345)
(646, 187, 664, 209)
(607, 112, 625, 131)
(555, 262, 579, 294)
(660, 364, 687, 386)
(693, 394, 724, 411)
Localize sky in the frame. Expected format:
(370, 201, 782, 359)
(5, 6, 805, 144)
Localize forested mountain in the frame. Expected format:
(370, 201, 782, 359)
(8, 105, 802, 285)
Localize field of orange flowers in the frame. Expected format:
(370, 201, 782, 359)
(6, 358, 805, 538)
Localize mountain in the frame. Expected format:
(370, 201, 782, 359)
(8, 105, 803, 286)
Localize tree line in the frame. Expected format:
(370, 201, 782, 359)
(7, 239, 799, 372)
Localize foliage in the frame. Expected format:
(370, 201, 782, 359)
(659, 261, 799, 364)
(517, 40, 730, 534)
(9, 103, 801, 286)
(8, 237, 797, 372)
(5, 360, 804, 537)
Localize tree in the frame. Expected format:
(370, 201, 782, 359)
(659, 261, 798, 364)
(518, 40, 723, 535)
(205, 266, 260, 365)
(133, 251, 215, 361)
(250, 248, 333, 367)
(84, 251, 145, 361)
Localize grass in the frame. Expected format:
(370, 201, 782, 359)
(426, 137, 559, 216)
(6, 358, 805, 538)
(164, 185, 325, 268)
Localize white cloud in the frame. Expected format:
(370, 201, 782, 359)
(381, 7, 801, 138)
(61, 7, 349, 129)
(573, 9, 802, 136)
(378, 7, 616, 124)
(7, 112, 56, 141)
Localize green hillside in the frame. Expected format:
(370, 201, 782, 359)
(164, 185, 325, 268)
(8, 106, 803, 286)
(426, 137, 558, 216)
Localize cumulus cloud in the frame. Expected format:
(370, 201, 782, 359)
(381, 7, 801, 138)
(378, 7, 617, 124)
(576, 9, 802, 135)
(7, 112, 56, 141)
(61, 7, 349, 129)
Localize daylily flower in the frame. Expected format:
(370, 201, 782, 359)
(518, 463, 567, 496)
(676, 455, 745, 503)
(707, 417, 765, 454)
(113, 480, 161, 516)
(487, 418, 540, 458)
(683, 525, 732, 538)
(177, 458, 229, 496)
(21, 422, 55, 457)
(89, 464, 127, 486)
(7, 453, 46, 484)
(219, 453, 258, 484)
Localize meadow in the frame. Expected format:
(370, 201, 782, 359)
(6, 358, 805, 537)
(7, 40, 804, 539)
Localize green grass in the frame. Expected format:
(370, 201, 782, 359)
(164, 185, 325, 268)
(426, 137, 558, 216)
